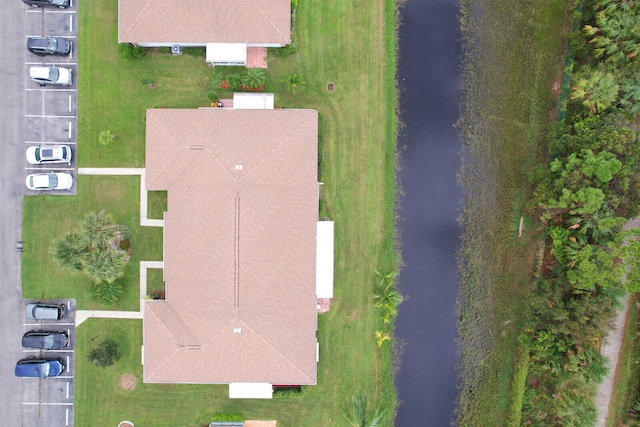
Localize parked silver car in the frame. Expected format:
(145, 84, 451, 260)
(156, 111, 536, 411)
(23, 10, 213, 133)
(25, 173, 73, 190)
(29, 65, 72, 86)
(26, 145, 72, 164)
(25, 303, 66, 321)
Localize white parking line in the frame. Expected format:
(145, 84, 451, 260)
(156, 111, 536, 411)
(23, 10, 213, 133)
(24, 323, 75, 327)
(25, 35, 77, 39)
(66, 382, 69, 399)
(66, 408, 69, 426)
(57, 375, 73, 379)
(26, 88, 76, 92)
(25, 62, 77, 66)
(70, 15, 73, 32)
(23, 402, 74, 406)
(70, 42, 73, 59)
(68, 95, 72, 112)
(25, 141, 76, 145)
(22, 348, 74, 352)
(66, 355, 70, 372)
(68, 121, 72, 139)
(26, 115, 76, 118)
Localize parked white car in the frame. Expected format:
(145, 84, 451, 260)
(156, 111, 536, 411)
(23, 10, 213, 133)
(26, 145, 72, 164)
(29, 65, 72, 86)
(25, 173, 73, 190)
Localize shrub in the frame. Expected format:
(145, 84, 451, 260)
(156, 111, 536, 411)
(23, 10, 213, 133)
(273, 386, 308, 398)
(132, 45, 146, 58)
(118, 43, 133, 61)
(98, 130, 116, 146)
(207, 91, 219, 103)
(140, 76, 156, 86)
(210, 413, 244, 422)
(507, 351, 530, 427)
(242, 68, 267, 89)
(156, 46, 172, 54)
(226, 73, 243, 90)
(87, 339, 121, 368)
(284, 71, 306, 93)
(210, 70, 226, 89)
(89, 281, 123, 307)
(182, 47, 205, 57)
(272, 44, 297, 58)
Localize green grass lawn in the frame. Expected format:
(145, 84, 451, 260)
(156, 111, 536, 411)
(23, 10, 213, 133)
(457, 0, 572, 424)
(146, 191, 167, 220)
(607, 296, 639, 427)
(62, 0, 399, 424)
(22, 175, 163, 311)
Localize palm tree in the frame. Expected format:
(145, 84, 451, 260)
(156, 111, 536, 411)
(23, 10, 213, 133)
(242, 68, 266, 89)
(52, 233, 86, 272)
(78, 211, 117, 251)
(570, 68, 620, 113)
(584, 1, 640, 64)
(565, 206, 623, 246)
(83, 248, 126, 284)
(343, 392, 386, 427)
(284, 71, 306, 93)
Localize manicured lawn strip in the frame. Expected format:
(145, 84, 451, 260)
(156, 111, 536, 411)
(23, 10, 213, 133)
(22, 175, 163, 310)
(457, 0, 571, 425)
(145, 268, 164, 296)
(146, 191, 167, 220)
(72, 0, 399, 425)
(606, 296, 639, 427)
(77, 0, 210, 168)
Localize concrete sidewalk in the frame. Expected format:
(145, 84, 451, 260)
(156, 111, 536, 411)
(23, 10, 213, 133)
(595, 297, 630, 426)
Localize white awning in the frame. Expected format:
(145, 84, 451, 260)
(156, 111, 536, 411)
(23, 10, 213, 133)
(228, 382, 273, 399)
(233, 92, 274, 110)
(206, 43, 247, 64)
(316, 221, 334, 298)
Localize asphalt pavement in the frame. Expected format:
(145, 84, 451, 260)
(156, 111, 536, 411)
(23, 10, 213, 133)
(0, 0, 27, 425)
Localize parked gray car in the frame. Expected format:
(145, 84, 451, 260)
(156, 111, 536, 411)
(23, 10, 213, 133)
(25, 303, 66, 321)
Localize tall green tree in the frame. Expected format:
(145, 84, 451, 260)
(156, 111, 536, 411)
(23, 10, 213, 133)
(570, 68, 619, 113)
(584, 0, 640, 64)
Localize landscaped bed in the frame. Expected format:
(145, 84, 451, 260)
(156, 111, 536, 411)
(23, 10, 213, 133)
(22, 175, 163, 311)
(46, 0, 402, 424)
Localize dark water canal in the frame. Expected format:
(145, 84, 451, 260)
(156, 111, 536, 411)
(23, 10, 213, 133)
(394, 0, 462, 425)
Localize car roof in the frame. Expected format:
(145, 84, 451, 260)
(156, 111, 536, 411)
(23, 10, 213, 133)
(29, 66, 52, 79)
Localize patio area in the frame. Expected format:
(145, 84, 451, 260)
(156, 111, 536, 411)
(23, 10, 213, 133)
(246, 47, 268, 68)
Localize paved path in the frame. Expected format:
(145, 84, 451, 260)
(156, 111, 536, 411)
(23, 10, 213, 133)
(74, 169, 164, 326)
(595, 217, 640, 426)
(595, 296, 630, 426)
(0, 0, 27, 424)
(77, 167, 164, 226)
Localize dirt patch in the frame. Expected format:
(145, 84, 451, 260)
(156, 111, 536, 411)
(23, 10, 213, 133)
(327, 82, 335, 92)
(551, 79, 561, 97)
(347, 310, 358, 322)
(118, 374, 137, 391)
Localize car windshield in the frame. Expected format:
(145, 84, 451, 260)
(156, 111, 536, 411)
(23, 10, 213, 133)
(48, 38, 57, 50)
(44, 335, 55, 348)
(47, 67, 59, 81)
(40, 362, 50, 377)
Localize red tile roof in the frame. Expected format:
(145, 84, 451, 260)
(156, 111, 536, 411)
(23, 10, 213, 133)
(143, 109, 318, 384)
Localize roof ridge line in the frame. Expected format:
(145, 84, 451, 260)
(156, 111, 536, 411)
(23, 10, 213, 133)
(239, 110, 317, 182)
(120, 0, 154, 42)
(247, 0, 288, 42)
(239, 320, 315, 382)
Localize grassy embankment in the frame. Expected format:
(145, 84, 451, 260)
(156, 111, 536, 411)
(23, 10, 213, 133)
(457, 0, 572, 425)
(23, 0, 400, 425)
(607, 297, 640, 426)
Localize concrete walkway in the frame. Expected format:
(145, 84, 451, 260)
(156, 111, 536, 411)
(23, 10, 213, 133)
(75, 168, 164, 326)
(594, 217, 640, 426)
(77, 168, 164, 227)
(595, 296, 630, 426)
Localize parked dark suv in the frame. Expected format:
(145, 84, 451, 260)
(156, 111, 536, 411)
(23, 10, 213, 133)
(22, 0, 70, 8)
(25, 303, 66, 321)
(27, 37, 71, 56)
(15, 358, 64, 378)
(22, 330, 69, 350)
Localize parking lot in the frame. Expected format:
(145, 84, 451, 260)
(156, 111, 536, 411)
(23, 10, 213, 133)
(21, 299, 76, 427)
(24, 3, 77, 195)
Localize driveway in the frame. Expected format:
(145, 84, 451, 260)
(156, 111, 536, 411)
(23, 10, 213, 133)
(0, 0, 27, 425)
